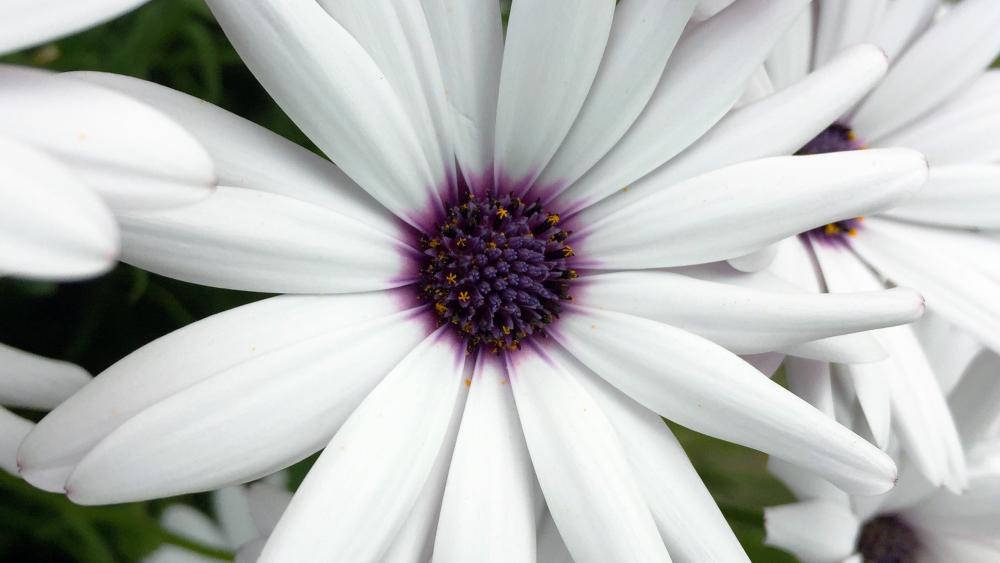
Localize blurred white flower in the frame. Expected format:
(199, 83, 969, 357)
(0, 0, 150, 56)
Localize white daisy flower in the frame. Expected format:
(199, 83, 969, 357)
(0, 0, 150, 56)
(16, 1, 934, 560)
(765, 348, 1000, 563)
(0, 343, 90, 476)
(675, 0, 1000, 492)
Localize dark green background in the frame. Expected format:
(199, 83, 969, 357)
(0, 2, 803, 560)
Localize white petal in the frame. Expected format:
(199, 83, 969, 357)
(913, 312, 982, 394)
(743, 353, 785, 377)
(948, 351, 1000, 448)
(907, 444, 1000, 537)
(551, 345, 749, 563)
(868, 0, 937, 62)
(728, 245, 780, 273)
(884, 165, 1000, 229)
(205, 0, 439, 229)
(493, 0, 615, 188)
(434, 355, 536, 563)
(576, 149, 928, 269)
(533, 0, 696, 197)
(812, 0, 887, 67)
(507, 345, 671, 563)
(536, 513, 574, 563)
(245, 482, 292, 536)
(554, 0, 811, 212)
(0, 343, 90, 411)
(119, 186, 412, 294)
(0, 136, 119, 281)
(259, 329, 466, 563)
(784, 357, 837, 419)
(0, 407, 33, 476)
(780, 333, 888, 364)
(852, 0, 1000, 141)
(639, 43, 888, 193)
(317, 1, 455, 192)
(381, 370, 466, 563)
(420, 0, 503, 190)
(768, 456, 850, 503)
(19, 290, 415, 492)
(0, 66, 214, 211)
(66, 71, 398, 236)
(875, 71, 1000, 165)
(0, 0, 147, 55)
(764, 500, 859, 563)
(553, 306, 897, 495)
(578, 270, 922, 355)
(765, 9, 814, 90)
(852, 218, 1000, 356)
(213, 487, 258, 549)
(64, 308, 430, 504)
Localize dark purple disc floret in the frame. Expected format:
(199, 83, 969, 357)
(418, 192, 576, 353)
(856, 514, 920, 563)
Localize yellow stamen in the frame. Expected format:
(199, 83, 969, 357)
(497, 207, 509, 219)
(456, 237, 467, 247)
(458, 291, 470, 302)
(546, 214, 560, 226)
(562, 245, 575, 257)
(824, 224, 841, 236)
(445, 273, 458, 284)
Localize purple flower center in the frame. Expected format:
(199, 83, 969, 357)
(418, 193, 576, 353)
(797, 123, 868, 243)
(856, 514, 920, 563)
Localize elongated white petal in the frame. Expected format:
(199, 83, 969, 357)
(914, 312, 982, 394)
(0, 137, 119, 281)
(245, 482, 292, 537)
(213, 487, 257, 549)
(768, 456, 850, 504)
(639, 44, 888, 193)
(876, 71, 1000, 165)
(259, 329, 466, 563)
(554, 0, 810, 212)
(318, 1, 455, 193)
(205, 0, 439, 229)
(420, 0, 502, 190)
(813, 0, 886, 67)
(907, 444, 1000, 537)
(0, 0, 147, 55)
(780, 333, 888, 364)
(948, 351, 1000, 449)
(852, 0, 1000, 141)
(507, 345, 671, 563)
(434, 355, 536, 563)
(852, 218, 1000, 355)
(119, 186, 412, 294)
(382, 372, 466, 563)
(884, 165, 1000, 229)
(64, 310, 428, 504)
(784, 357, 837, 419)
(766, 9, 814, 90)
(578, 270, 922, 355)
(67, 71, 398, 235)
(551, 345, 748, 563)
(19, 291, 414, 491)
(534, 0, 695, 197)
(813, 242, 966, 489)
(577, 149, 928, 269)
(0, 66, 214, 211)
(0, 343, 90, 411)
(536, 513, 575, 563)
(0, 407, 33, 475)
(764, 500, 860, 563)
(554, 306, 897, 495)
(869, 0, 937, 62)
(493, 0, 614, 189)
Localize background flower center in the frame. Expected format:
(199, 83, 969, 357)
(798, 123, 868, 242)
(856, 514, 920, 563)
(418, 193, 576, 353)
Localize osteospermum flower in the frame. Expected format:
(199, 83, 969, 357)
(0, 343, 90, 476)
(0, 0, 149, 55)
(18, 1, 933, 560)
(765, 348, 1000, 563)
(673, 0, 1000, 492)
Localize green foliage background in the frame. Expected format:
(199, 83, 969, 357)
(0, 2, 804, 561)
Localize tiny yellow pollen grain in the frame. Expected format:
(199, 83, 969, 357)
(435, 302, 447, 315)
(547, 213, 560, 226)
(562, 245, 575, 257)
(445, 273, 458, 284)
(497, 207, 509, 219)
(501, 325, 511, 335)
(456, 237, 467, 247)
(458, 291, 470, 302)
(428, 238, 440, 248)
(848, 228, 858, 237)
(464, 378, 472, 387)
(824, 224, 841, 235)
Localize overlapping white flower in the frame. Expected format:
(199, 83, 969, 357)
(13, 1, 942, 561)
(674, 0, 1000, 493)
(0, 0, 150, 56)
(765, 347, 1000, 562)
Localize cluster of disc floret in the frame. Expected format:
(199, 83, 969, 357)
(798, 123, 867, 243)
(856, 514, 920, 563)
(418, 193, 576, 353)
